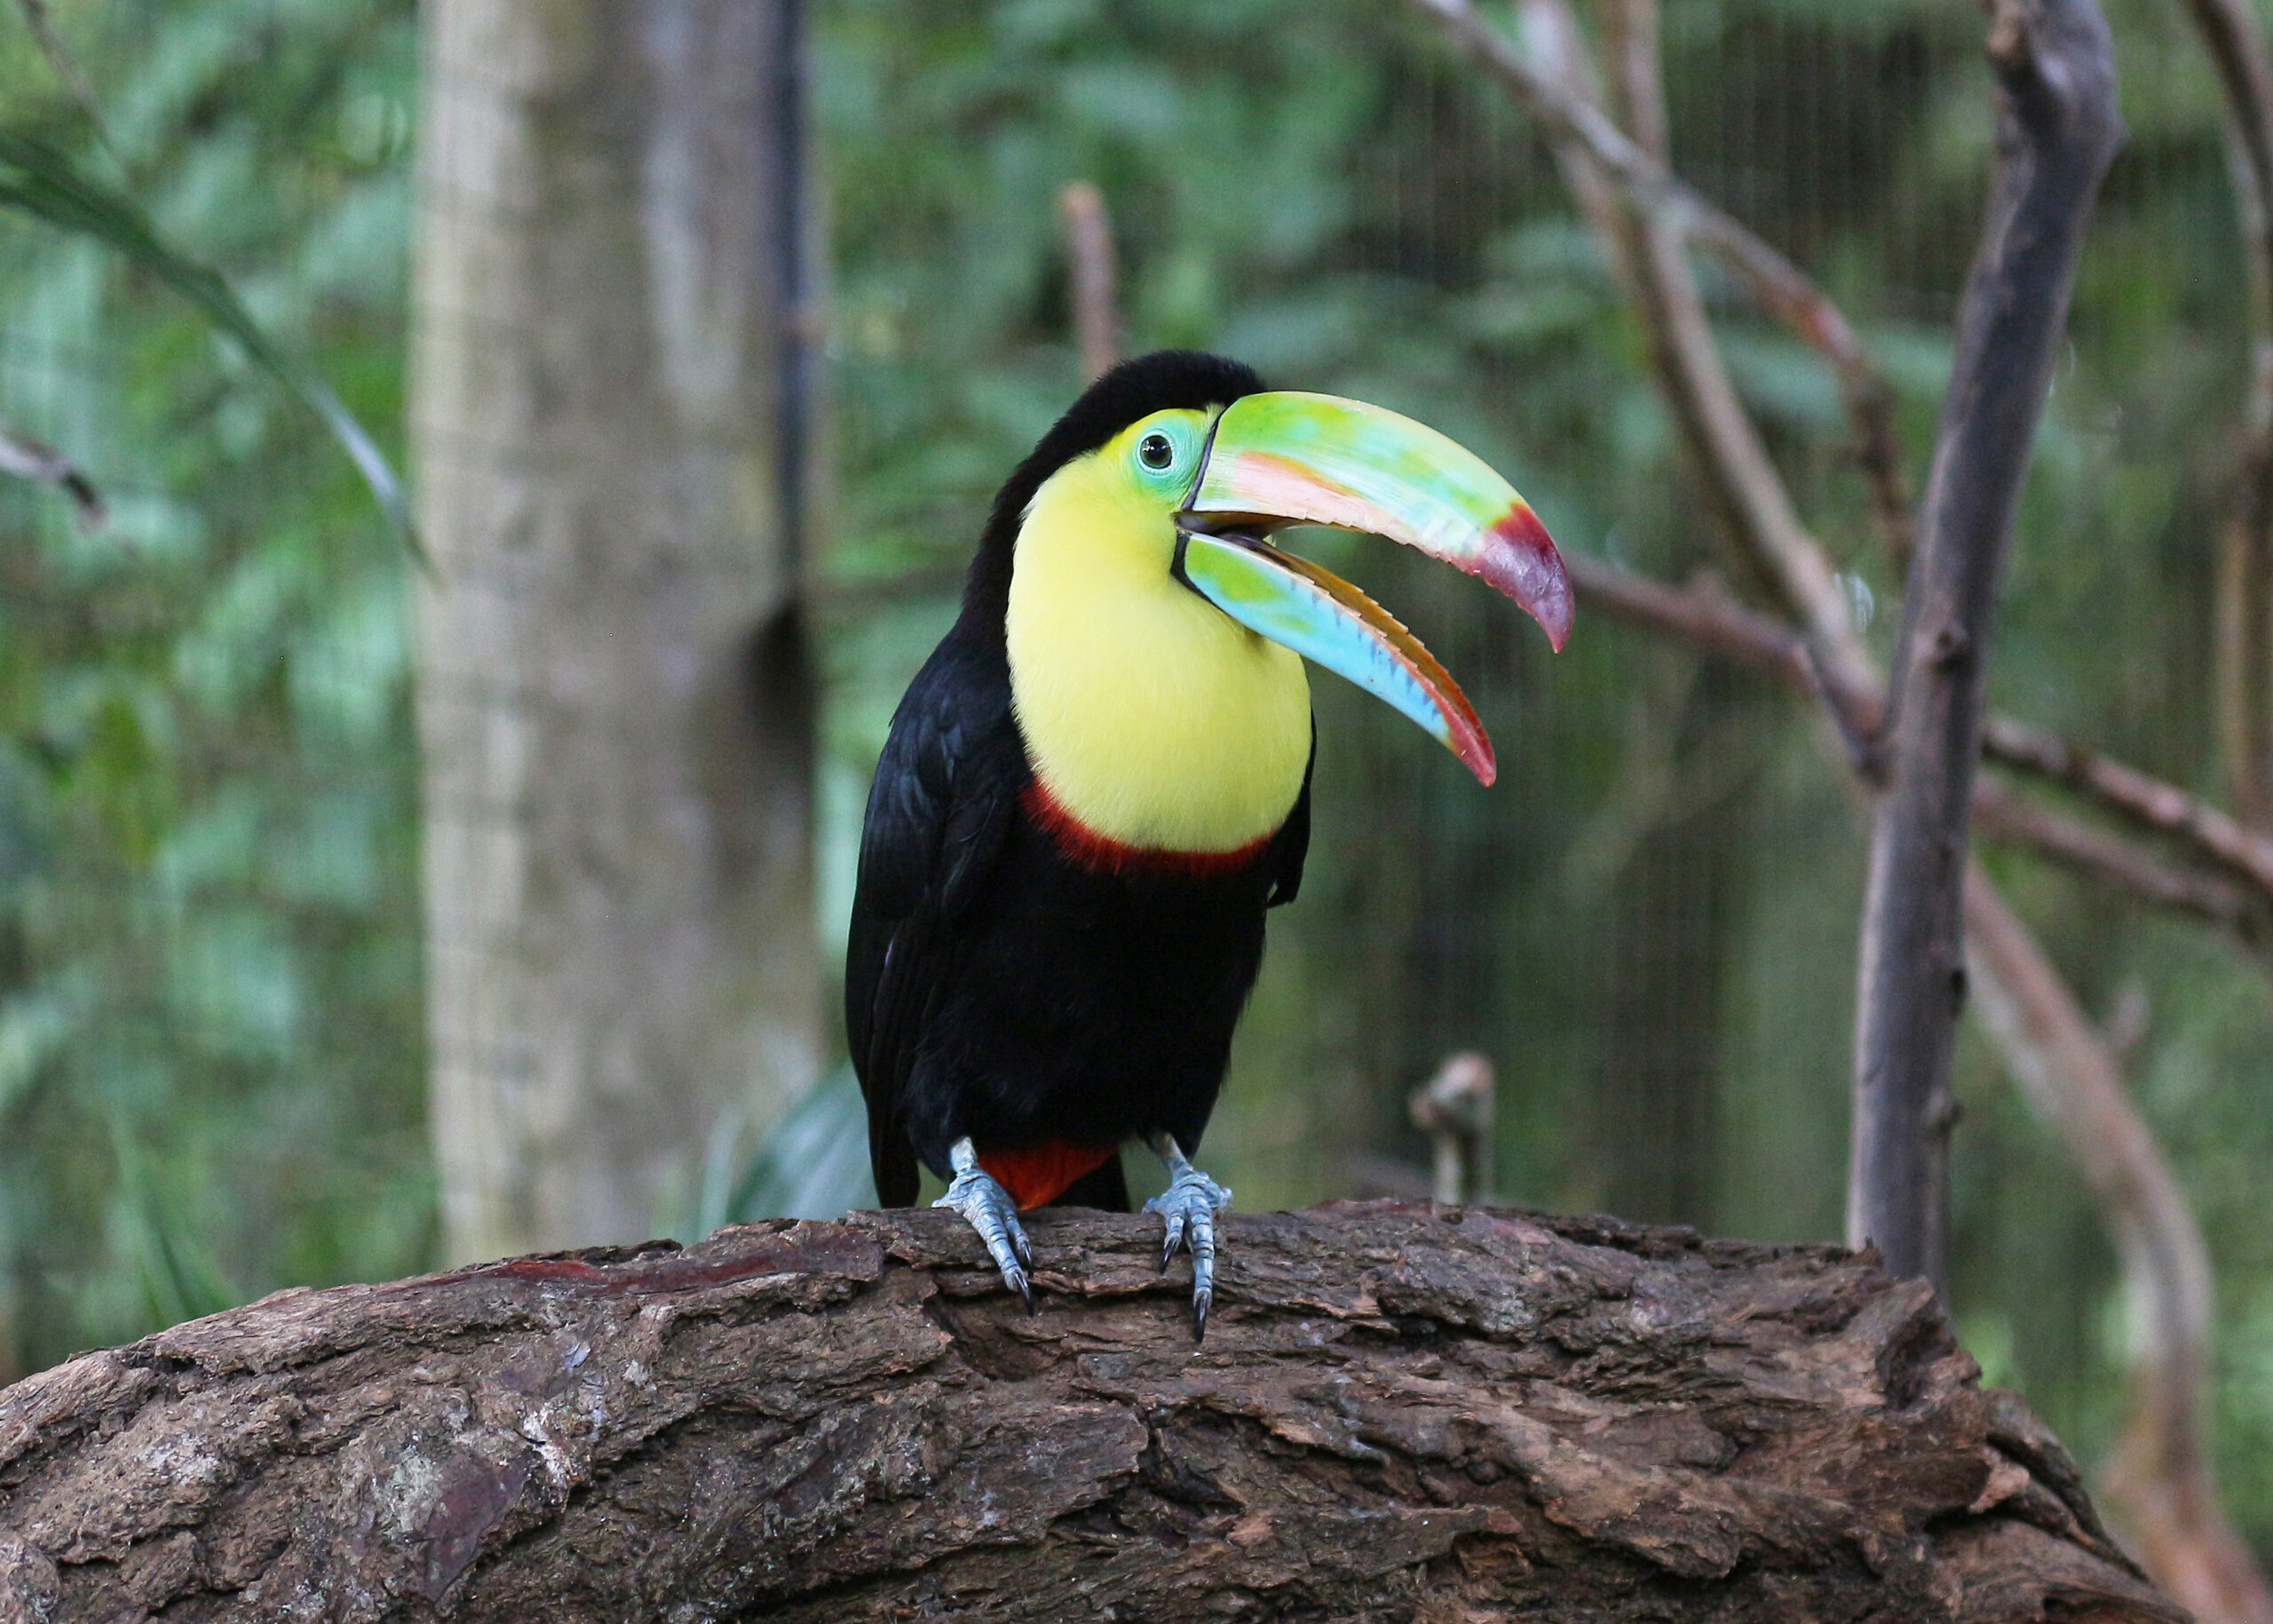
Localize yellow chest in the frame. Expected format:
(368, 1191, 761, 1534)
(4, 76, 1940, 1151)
(1005, 461, 1312, 853)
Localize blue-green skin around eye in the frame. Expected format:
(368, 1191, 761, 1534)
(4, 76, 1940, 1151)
(1129, 415, 1200, 492)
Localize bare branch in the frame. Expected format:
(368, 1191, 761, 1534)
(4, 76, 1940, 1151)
(1964, 872, 2273, 1624)
(1567, 552, 1811, 692)
(1572, 555, 2264, 927)
(1059, 180, 1121, 384)
(1970, 779, 2263, 941)
(1852, 0, 2123, 1288)
(1506, 0, 1882, 772)
(1441, 4, 2253, 1599)
(1438, 0, 1914, 574)
(0, 417, 102, 528)
(1982, 715, 2273, 898)
(2181, 0, 2273, 826)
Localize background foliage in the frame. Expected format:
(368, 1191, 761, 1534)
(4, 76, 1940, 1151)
(3, 0, 2269, 1560)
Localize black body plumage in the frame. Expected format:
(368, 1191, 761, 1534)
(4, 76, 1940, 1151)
(846, 353, 1312, 1211)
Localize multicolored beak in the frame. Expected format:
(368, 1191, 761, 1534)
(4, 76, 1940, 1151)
(1173, 392, 1572, 786)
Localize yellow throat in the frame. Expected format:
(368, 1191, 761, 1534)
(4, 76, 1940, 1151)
(1006, 415, 1313, 853)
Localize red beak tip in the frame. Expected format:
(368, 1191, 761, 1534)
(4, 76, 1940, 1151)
(1540, 593, 1574, 654)
(1485, 505, 1575, 652)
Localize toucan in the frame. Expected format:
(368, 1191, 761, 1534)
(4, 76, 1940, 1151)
(848, 351, 1571, 1338)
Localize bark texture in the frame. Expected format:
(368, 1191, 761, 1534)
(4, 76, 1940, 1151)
(0, 1202, 2180, 1623)
(410, 0, 820, 1262)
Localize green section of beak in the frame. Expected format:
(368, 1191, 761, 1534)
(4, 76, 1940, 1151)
(1175, 530, 1496, 785)
(1181, 391, 1573, 653)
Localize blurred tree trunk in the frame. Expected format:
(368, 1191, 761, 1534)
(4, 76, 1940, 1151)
(410, 0, 819, 1262)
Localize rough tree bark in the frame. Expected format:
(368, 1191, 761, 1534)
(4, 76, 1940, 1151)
(0, 1204, 2181, 1623)
(1850, 0, 2124, 1291)
(410, 0, 820, 1262)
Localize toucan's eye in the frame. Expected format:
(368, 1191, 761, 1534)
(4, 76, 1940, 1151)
(1137, 432, 1176, 471)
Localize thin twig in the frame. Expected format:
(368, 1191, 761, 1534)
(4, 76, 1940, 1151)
(1568, 568, 2273, 906)
(1982, 715, 2273, 899)
(2182, 0, 2273, 828)
(0, 416, 103, 528)
(12, 0, 116, 161)
(1970, 780, 2263, 943)
(1059, 181, 1121, 384)
(1573, 554, 2264, 928)
(1964, 871, 2273, 1624)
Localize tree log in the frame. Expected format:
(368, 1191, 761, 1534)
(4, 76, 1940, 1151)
(0, 1203, 2182, 1622)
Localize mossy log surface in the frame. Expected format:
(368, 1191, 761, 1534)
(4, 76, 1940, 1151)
(0, 1201, 2182, 1621)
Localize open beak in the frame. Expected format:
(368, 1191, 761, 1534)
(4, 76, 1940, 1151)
(1173, 391, 1572, 787)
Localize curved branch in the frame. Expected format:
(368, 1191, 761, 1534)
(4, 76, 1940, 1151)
(1572, 555, 2266, 930)
(1425, 0, 1913, 575)
(0, 1205, 2180, 1621)
(1964, 874, 2273, 1624)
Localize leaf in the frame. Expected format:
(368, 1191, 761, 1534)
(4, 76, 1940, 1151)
(0, 131, 423, 565)
(110, 1120, 239, 1328)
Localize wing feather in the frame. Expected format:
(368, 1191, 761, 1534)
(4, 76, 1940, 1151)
(845, 630, 1022, 1207)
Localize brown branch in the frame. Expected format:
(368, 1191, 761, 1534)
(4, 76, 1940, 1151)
(1454, 0, 2273, 896)
(1449, 4, 2253, 1604)
(1852, 0, 2122, 1289)
(1970, 779, 2263, 939)
(1982, 714, 2273, 898)
(0, 1205, 2182, 1621)
(2181, 0, 2273, 827)
(1964, 874, 2273, 1624)
(1504, 0, 1882, 773)
(1059, 180, 1121, 383)
(1572, 554, 2266, 928)
(1437, 0, 1914, 576)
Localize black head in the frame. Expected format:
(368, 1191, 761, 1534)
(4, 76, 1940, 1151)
(962, 351, 1267, 623)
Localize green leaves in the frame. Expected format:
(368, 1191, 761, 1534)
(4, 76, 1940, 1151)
(0, 131, 419, 561)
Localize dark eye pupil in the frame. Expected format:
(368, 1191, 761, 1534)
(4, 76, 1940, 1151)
(1138, 433, 1175, 471)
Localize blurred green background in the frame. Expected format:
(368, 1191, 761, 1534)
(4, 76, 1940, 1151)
(3, 0, 2270, 1564)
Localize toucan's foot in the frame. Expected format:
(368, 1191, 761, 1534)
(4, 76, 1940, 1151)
(935, 1137, 1034, 1312)
(1144, 1133, 1232, 1342)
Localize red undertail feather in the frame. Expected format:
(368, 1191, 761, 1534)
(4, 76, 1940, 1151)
(978, 1140, 1120, 1210)
(1020, 780, 1272, 879)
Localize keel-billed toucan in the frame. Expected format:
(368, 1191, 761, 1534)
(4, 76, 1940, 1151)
(848, 351, 1571, 1338)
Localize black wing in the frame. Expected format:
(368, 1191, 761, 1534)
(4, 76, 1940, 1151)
(845, 628, 1026, 1207)
(1265, 724, 1316, 908)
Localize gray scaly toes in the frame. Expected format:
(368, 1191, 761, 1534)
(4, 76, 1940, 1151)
(934, 1137, 1034, 1312)
(1144, 1132, 1232, 1341)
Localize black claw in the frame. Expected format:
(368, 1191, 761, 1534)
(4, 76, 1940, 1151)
(1192, 1290, 1211, 1343)
(1016, 1275, 1035, 1315)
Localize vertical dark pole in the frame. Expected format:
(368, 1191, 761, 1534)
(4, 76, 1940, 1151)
(1849, 0, 2121, 1289)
